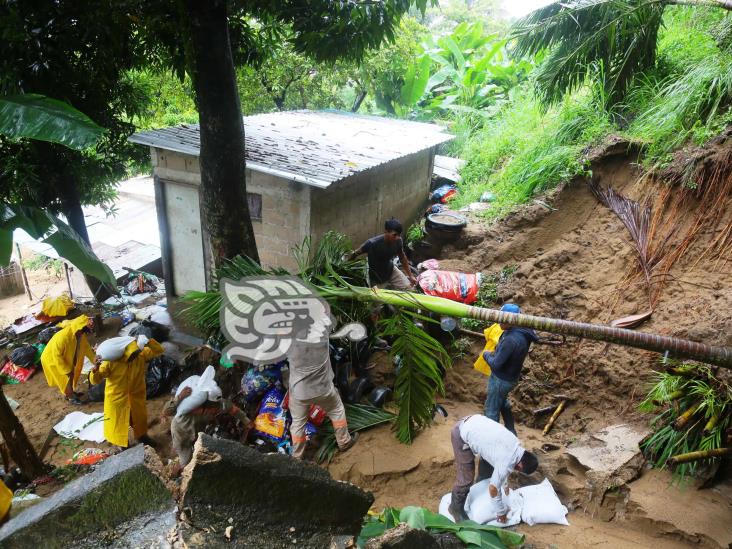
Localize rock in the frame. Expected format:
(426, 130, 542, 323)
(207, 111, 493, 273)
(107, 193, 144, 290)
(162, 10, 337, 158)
(364, 524, 462, 549)
(180, 434, 374, 548)
(0, 445, 175, 549)
(566, 423, 648, 517)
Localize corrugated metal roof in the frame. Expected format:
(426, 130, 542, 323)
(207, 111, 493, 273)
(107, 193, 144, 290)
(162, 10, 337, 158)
(129, 110, 453, 188)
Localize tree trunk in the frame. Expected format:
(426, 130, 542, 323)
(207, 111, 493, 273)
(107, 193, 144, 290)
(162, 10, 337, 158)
(324, 287, 732, 368)
(0, 386, 45, 479)
(351, 89, 367, 112)
(184, 0, 259, 271)
(57, 175, 113, 301)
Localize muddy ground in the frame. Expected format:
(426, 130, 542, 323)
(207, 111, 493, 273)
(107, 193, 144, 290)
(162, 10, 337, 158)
(2, 143, 732, 546)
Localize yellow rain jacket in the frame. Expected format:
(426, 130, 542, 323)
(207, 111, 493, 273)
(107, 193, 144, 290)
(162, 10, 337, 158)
(89, 339, 163, 447)
(40, 294, 74, 317)
(40, 315, 94, 395)
(0, 479, 11, 523)
(473, 323, 503, 376)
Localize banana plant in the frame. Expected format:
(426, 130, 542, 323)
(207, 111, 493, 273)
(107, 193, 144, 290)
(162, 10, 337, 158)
(0, 94, 115, 286)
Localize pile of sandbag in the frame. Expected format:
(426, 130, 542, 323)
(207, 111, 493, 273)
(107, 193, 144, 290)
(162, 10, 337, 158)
(438, 478, 569, 528)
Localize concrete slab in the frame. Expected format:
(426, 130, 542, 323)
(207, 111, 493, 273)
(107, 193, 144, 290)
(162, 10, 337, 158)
(0, 445, 174, 549)
(180, 434, 374, 548)
(567, 424, 648, 474)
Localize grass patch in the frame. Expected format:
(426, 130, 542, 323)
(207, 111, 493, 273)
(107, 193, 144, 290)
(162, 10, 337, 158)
(23, 255, 63, 276)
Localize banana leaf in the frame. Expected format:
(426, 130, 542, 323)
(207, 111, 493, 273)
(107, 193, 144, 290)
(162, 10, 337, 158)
(0, 94, 104, 150)
(0, 203, 115, 286)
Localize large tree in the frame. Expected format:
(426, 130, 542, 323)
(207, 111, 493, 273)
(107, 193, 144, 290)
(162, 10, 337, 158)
(0, 0, 151, 297)
(163, 0, 435, 269)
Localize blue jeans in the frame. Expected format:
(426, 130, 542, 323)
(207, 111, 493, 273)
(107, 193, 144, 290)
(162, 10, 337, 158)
(484, 374, 517, 435)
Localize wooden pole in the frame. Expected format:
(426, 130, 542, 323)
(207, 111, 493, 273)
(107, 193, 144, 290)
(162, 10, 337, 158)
(64, 261, 73, 299)
(14, 243, 32, 301)
(543, 400, 567, 436)
(0, 385, 45, 478)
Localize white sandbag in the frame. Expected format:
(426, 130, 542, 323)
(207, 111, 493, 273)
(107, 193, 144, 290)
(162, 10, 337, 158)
(519, 478, 569, 526)
(438, 486, 521, 527)
(96, 336, 134, 361)
(150, 309, 173, 326)
(175, 366, 221, 417)
(438, 478, 568, 527)
(465, 480, 522, 526)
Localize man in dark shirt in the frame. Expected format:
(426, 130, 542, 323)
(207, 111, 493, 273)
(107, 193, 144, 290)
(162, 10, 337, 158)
(482, 303, 538, 435)
(350, 218, 416, 289)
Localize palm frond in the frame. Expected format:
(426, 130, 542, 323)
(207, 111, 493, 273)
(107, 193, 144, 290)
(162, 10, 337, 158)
(316, 403, 396, 464)
(510, 0, 665, 106)
(380, 308, 451, 444)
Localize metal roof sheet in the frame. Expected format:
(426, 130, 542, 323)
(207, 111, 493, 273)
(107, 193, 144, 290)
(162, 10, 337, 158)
(129, 110, 453, 188)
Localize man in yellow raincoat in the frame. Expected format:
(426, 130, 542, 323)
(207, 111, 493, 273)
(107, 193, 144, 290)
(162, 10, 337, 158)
(90, 336, 163, 449)
(40, 315, 95, 404)
(0, 479, 12, 524)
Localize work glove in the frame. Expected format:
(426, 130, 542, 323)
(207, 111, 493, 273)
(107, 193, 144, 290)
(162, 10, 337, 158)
(136, 334, 149, 349)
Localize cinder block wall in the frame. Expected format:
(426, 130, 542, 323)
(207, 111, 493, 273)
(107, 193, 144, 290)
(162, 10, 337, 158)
(309, 149, 434, 248)
(151, 148, 433, 293)
(152, 149, 309, 293)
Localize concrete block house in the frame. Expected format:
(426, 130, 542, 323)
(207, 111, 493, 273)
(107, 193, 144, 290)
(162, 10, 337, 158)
(129, 110, 452, 296)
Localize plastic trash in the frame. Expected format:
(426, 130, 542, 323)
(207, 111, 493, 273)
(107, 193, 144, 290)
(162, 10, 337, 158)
(37, 326, 60, 344)
(252, 387, 289, 443)
(430, 184, 458, 203)
(130, 319, 169, 342)
(347, 376, 373, 404)
(367, 387, 393, 408)
(480, 191, 496, 203)
(240, 363, 284, 403)
(10, 346, 37, 367)
(417, 270, 482, 304)
(145, 355, 177, 399)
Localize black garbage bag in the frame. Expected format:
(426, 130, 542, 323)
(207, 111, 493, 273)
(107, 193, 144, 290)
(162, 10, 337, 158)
(146, 355, 177, 399)
(38, 326, 60, 344)
(368, 386, 393, 408)
(130, 319, 170, 342)
(88, 379, 106, 402)
(334, 361, 351, 396)
(10, 345, 37, 367)
(346, 376, 374, 404)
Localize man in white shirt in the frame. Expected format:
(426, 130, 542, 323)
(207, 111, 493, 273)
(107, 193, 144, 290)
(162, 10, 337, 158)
(449, 415, 538, 523)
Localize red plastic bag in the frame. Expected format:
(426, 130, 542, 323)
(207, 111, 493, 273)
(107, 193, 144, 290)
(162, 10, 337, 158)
(1, 359, 35, 384)
(283, 392, 326, 426)
(417, 270, 481, 304)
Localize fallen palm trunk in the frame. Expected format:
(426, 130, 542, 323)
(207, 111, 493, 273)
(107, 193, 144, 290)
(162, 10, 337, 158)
(668, 448, 731, 465)
(319, 286, 732, 368)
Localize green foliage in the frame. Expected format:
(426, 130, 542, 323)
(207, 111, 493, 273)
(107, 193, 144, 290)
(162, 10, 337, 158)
(0, 94, 105, 150)
(23, 254, 63, 277)
(358, 505, 524, 548)
(511, 0, 665, 107)
(316, 404, 396, 464)
(640, 363, 731, 480)
(454, 87, 609, 217)
(380, 309, 451, 444)
(0, 204, 115, 286)
(406, 219, 426, 246)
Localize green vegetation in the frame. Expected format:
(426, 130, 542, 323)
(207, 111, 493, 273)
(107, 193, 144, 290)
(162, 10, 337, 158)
(452, 7, 732, 217)
(23, 254, 63, 277)
(358, 506, 524, 548)
(640, 362, 731, 480)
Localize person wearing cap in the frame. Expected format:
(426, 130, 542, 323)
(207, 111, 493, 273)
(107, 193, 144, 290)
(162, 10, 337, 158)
(449, 414, 539, 524)
(482, 303, 538, 435)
